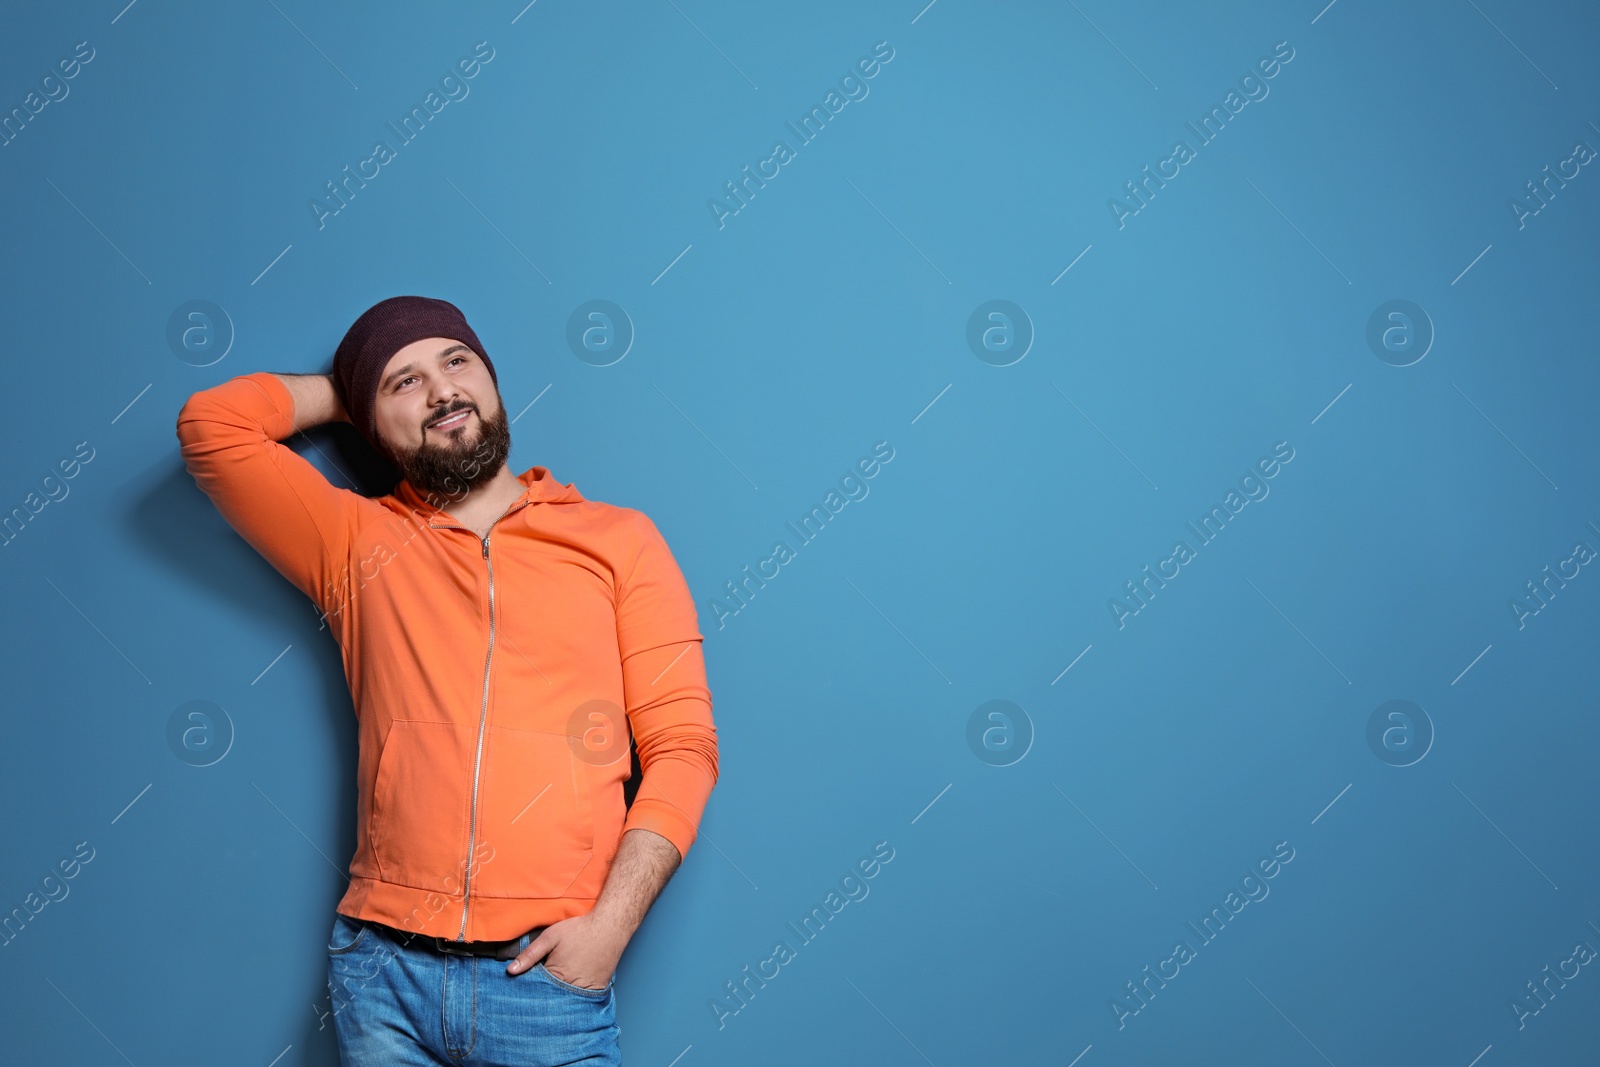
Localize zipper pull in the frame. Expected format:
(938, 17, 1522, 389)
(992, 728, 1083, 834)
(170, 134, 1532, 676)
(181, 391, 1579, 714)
(481, 536, 490, 559)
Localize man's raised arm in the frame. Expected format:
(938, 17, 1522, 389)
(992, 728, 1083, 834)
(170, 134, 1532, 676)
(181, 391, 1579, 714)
(176, 372, 367, 615)
(271, 373, 350, 433)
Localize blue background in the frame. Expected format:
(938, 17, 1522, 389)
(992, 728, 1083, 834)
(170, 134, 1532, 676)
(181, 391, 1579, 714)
(2, 0, 1598, 1063)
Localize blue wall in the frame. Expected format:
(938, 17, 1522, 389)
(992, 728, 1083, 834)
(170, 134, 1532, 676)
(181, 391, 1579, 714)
(2, 1, 1598, 1063)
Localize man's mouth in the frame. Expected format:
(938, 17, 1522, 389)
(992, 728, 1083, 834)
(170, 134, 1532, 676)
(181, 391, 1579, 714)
(427, 409, 473, 431)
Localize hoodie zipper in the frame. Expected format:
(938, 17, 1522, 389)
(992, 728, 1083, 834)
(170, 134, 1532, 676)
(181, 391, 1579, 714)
(429, 499, 532, 942)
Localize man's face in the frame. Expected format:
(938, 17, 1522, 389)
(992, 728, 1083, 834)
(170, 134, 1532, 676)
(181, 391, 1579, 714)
(373, 336, 511, 502)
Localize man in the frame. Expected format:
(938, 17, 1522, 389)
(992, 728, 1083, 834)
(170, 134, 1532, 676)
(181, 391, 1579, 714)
(176, 295, 718, 1066)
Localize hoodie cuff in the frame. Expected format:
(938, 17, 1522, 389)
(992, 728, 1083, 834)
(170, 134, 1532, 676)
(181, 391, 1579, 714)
(621, 798, 699, 862)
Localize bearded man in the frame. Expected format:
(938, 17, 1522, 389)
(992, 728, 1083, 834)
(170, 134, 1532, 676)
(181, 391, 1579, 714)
(176, 295, 718, 1066)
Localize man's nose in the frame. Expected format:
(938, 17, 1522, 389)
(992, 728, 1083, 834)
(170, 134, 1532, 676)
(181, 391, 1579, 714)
(426, 375, 464, 408)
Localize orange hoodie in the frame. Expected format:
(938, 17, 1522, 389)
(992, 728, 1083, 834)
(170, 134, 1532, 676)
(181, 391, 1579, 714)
(176, 372, 718, 941)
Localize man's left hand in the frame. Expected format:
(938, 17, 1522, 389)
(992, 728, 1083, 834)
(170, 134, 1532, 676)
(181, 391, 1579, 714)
(506, 912, 628, 989)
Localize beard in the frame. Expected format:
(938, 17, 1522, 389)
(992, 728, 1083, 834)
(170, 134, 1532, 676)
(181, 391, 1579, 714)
(386, 401, 512, 504)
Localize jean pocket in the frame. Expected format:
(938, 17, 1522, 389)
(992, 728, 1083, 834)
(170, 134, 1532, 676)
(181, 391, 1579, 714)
(536, 962, 612, 998)
(327, 911, 369, 955)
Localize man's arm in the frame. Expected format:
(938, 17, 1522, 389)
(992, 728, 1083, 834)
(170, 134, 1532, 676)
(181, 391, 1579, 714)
(589, 828, 682, 936)
(272, 372, 349, 432)
(176, 371, 365, 614)
(610, 510, 720, 859)
(506, 827, 681, 980)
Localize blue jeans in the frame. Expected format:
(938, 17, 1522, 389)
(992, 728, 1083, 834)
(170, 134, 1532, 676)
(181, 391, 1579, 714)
(325, 910, 621, 1066)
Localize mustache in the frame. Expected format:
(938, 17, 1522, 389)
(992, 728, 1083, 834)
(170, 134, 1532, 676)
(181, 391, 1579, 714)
(425, 403, 475, 430)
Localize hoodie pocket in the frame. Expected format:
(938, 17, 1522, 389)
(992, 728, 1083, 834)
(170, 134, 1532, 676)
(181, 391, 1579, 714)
(369, 720, 472, 891)
(469, 723, 595, 899)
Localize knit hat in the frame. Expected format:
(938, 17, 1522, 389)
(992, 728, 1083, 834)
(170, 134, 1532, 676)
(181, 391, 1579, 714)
(331, 295, 498, 459)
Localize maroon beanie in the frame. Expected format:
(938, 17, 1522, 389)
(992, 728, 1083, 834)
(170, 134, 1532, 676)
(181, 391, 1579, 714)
(331, 295, 498, 458)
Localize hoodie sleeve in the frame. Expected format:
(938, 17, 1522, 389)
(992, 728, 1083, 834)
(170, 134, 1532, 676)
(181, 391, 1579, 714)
(614, 509, 719, 862)
(176, 372, 363, 618)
